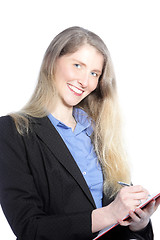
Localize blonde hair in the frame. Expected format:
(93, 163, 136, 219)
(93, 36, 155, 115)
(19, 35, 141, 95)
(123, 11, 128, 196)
(11, 26, 130, 197)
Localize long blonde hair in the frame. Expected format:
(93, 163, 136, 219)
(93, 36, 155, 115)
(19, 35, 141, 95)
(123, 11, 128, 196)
(11, 26, 130, 197)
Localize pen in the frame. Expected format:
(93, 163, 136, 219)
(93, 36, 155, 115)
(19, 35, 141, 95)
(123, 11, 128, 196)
(118, 181, 132, 187)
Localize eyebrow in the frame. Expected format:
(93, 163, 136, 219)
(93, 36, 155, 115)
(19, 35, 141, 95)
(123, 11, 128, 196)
(71, 58, 102, 74)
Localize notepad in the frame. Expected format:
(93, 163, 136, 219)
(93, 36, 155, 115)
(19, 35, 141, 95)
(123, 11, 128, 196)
(93, 192, 160, 239)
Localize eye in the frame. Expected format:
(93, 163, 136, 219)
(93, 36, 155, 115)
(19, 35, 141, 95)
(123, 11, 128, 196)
(91, 72, 98, 77)
(74, 63, 81, 69)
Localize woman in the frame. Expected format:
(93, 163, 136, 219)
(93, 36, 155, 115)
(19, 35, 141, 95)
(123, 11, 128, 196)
(0, 26, 159, 240)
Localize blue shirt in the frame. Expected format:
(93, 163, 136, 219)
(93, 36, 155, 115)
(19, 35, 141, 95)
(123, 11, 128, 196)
(48, 108, 103, 208)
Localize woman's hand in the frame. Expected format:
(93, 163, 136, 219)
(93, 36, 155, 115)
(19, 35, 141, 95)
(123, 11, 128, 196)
(92, 185, 159, 233)
(118, 196, 160, 231)
(110, 185, 149, 222)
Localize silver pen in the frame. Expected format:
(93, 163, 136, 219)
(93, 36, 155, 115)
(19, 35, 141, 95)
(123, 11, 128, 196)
(118, 181, 133, 187)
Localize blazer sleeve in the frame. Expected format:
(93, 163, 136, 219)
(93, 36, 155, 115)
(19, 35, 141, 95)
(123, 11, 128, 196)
(98, 222, 153, 240)
(128, 221, 154, 240)
(0, 116, 96, 240)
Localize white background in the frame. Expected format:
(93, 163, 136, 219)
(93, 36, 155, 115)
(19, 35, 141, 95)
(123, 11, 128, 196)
(0, 0, 160, 239)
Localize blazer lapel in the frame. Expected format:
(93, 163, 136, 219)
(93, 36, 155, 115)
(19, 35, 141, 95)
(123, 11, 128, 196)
(32, 117, 96, 208)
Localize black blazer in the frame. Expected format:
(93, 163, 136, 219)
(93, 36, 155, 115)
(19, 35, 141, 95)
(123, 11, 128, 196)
(0, 116, 153, 240)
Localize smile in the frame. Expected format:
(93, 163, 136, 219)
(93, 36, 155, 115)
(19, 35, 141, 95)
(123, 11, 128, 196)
(67, 84, 83, 95)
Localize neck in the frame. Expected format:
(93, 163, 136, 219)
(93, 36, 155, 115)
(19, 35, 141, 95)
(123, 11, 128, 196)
(50, 104, 76, 131)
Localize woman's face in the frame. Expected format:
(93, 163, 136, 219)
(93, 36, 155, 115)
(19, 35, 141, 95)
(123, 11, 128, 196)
(53, 44, 104, 109)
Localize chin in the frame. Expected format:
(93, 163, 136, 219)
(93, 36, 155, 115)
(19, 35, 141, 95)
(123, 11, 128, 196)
(63, 97, 84, 107)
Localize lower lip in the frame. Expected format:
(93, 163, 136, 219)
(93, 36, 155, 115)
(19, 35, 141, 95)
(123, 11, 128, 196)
(67, 84, 83, 96)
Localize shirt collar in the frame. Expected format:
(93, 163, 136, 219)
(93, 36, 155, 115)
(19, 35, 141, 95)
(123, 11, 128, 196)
(48, 108, 93, 136)
(73, 108, 93, 136)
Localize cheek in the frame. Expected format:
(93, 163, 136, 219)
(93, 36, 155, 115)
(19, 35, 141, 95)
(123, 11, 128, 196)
(55, 65, 74, 83)
(89, 80, 99, 92)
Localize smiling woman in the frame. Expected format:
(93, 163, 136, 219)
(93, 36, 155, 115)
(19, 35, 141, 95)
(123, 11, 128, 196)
(0, 26, 159, 240)
(52, 44, 104, 114)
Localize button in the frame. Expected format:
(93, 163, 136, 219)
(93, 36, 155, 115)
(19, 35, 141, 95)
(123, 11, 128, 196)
(83, 171, 87, 175)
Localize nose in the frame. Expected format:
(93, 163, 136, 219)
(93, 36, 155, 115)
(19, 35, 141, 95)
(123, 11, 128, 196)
(78, 71, 89, 88)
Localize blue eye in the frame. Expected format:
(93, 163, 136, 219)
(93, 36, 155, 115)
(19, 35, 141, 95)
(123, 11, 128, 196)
(74, 64, 81, 69)
(91, 72, 98, 77)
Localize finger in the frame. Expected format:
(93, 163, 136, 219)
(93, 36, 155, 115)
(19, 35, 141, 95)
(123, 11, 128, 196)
(134, 208, 146, 219)
(133, 192, 149, 201)
(143, 200, 156, 214)
(129, 185, 149, 195)
(129, 210, 141, 223)
(129, 199, 146, 208)
(118, 218, 131, 226)
(144, 200, 156, 212)
(138, 200, 156, 219)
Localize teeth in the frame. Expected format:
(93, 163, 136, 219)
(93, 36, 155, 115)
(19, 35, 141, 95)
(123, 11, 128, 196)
(68, 85, 83, 94)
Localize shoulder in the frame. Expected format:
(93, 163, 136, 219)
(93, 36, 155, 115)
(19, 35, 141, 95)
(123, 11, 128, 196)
(0, 114, 32, 140)
(0, 114, 38, 136)
(0, 115, 16, 133)
(0, 115, 23, 146)
(0, 115, 34, 152)
(0, 115, 13, 123)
